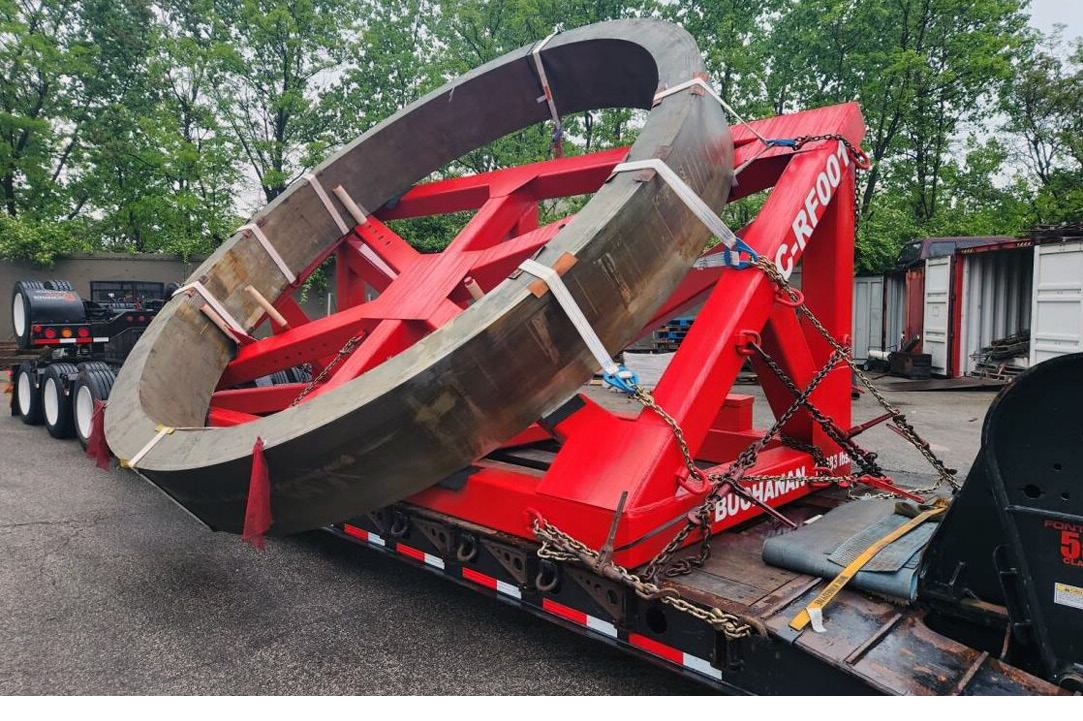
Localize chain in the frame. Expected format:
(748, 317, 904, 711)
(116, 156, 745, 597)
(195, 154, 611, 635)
(792, 133, 871, 169)
(527, 137, 963, 638)
(533, 516, 761, 639)
(754, 256, 960, 491)
(752, 342, 882, 476)
(288, 332, 364, 407)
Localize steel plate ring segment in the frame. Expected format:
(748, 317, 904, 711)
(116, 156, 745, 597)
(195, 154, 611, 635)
(610, 158, 747, 265)
(105, 19, 735, 535)
(239, 223, 296, 284)
(518, 258, 619, 377)
(172, 282, 246, 335)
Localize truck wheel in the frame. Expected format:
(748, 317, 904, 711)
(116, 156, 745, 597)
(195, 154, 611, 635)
(41, 362, 78, 438)
(76, 361, 112, 374)
(73, 367, 115, 449)
(15, 361, 43, 425)
(43, 279, 74, 291)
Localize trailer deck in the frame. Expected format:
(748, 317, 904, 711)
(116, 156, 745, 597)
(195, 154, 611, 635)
(328, 464, 1066, 696)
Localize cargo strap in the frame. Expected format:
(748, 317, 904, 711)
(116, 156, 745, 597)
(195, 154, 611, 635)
(609, 158, 757, 269)
(517, 258, 635, 390)
(303, 172, 350, 235)
(653, 76, 770, 146)
(239, 223, 296, 284)
(174, 281, 247, 336)
(790, 500, 948, 633)
(122, 424, 176, 469)
(530, 31, 564, 154)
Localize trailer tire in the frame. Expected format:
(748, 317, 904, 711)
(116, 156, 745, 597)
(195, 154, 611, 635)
(15, 361, 43, 424)
(73, 367, 115, 449)
(42, 362, 78, 438)
(43, 279, 74, 292)
(76, 361, 112, 374)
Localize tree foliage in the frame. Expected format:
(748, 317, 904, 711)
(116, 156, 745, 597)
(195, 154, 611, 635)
(0, 0, 1078, 271)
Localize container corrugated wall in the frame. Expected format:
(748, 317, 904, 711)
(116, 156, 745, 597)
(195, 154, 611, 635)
(959, 248, 1032, 376)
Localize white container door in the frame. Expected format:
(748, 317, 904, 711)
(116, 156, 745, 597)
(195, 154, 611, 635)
(852, 276, 884, 362)
(1031, 241, 1083, 365)
(923, 256, 952, 375)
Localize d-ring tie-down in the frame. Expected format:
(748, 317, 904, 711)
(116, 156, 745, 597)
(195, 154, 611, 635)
(303, 172, 349, 234)
(123, 425, 175, 469)
(530, 32, 562, 137)
(174, 281, 246, 335)
(239, 223, 296, 284)
(653, 77, 770, 146)
(518, 258, 619, 378)
(609, 159, 755, 268)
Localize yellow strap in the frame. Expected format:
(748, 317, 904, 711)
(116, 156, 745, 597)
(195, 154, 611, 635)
(790, 501, 948, 632)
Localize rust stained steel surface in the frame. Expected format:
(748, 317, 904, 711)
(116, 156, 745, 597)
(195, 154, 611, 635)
(105, 20, 735, 535)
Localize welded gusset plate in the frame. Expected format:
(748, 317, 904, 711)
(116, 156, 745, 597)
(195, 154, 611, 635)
(105, 19, 734, 535)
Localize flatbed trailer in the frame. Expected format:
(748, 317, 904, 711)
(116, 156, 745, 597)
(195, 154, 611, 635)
(324, 481, 1066, 696)
(75, 21, 1081, 695)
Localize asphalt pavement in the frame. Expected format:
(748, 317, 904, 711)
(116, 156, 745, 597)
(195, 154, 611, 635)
(0, 381, 997, 694)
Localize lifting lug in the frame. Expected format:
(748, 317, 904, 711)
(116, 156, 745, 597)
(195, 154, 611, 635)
(735, 330, 761, 357)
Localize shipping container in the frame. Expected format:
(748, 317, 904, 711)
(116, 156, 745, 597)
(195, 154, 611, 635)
(1031, 239, 1083, 363)
(955, 240, 1033, 377)
(852, 275, 883, 362)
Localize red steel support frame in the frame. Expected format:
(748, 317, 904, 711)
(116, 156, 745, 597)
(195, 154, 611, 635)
(207, 104, 865, 568)
(411, 104, 864, 566)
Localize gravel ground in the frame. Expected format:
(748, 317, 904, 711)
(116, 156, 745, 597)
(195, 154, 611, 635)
(0, 381, 997, 695)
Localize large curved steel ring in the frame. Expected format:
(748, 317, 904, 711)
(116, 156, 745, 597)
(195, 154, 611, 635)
(105, 19, 734, 535)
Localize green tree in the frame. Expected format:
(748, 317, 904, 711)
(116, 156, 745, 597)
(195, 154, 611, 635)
(1000, 29, 1083, 224)
(213, 0, 357, 203)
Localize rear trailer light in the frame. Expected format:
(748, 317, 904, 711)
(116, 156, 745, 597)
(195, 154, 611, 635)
(61, 327, 72, 338)
(44, 328, 56, 338)
(77, 327, 89, 338)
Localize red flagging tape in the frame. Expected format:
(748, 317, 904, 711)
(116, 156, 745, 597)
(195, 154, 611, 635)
(242, 436, 272, 550)
(86, 399, 111, 470)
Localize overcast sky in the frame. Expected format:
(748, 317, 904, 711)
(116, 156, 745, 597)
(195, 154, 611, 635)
(1028, 0, 1082, 43)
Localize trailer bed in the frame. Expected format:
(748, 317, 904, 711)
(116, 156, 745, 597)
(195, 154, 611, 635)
(328, 488, 1066, 696)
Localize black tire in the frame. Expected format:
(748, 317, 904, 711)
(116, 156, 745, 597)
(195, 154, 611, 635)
(41, 362, 78, 438)
(73, 367, 115, 449)
(76, 361, 112, 374)
(11, 281, 39, 350)
(43, 279, 74, 291)
(14, 361, 43, 424)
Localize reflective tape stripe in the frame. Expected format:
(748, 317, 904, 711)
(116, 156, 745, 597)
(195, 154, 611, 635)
(343, 523, 385, 547)
(93, 337, 109, 342)
(239, 223, 296, 284)
(303, 172, 349, 235)
(518, 258, 619, 377)
(173, 281, 246, 335)
(628, 633, 722, 680)
(396, 542, 445, 570)
(610, 158, 740, 259)
(542, 598, 617, 639)
(461, 567, 522, 600)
